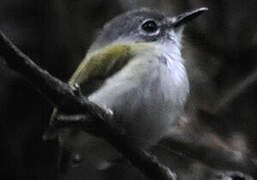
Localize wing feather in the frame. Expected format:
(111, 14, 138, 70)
(69, 45, 133, 95)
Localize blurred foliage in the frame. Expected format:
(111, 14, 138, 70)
(0, 0, 256, 180)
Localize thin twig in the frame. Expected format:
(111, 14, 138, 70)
(0, 30, 175, 180)
(217, 69, 257, 112)
(160, 137, 257, 178)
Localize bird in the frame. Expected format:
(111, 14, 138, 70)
(44, 7, 208, 170)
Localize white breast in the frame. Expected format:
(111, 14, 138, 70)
(88, 51, 189, 148)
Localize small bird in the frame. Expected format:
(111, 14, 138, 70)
(44, 7, 207, 170)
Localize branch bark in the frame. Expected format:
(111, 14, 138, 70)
(0, 31, 176, 180)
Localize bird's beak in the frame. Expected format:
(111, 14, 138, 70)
(168, 7, 208, 28)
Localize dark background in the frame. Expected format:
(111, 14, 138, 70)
(0, 0, 256, 180)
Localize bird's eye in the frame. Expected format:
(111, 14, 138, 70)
(141, 20, 158, 33)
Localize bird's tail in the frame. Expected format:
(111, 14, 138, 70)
(42, 108, 59, 141)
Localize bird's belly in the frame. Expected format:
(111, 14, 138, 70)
(88, 64, 187, 148)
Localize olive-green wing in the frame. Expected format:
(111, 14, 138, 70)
(69, 44, 133, 96)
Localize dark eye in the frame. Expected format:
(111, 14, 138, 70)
(141, 20, 158, 33)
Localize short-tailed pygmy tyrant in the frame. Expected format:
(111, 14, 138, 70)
(44, 7, 208, 169)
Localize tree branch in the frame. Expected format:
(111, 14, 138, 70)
(0, 30, 175, 180)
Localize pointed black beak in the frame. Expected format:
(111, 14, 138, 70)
(171, 7, 208, 27)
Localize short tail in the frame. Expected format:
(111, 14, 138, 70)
(42, 126, 59, 141)
(43, 108, 59, 141)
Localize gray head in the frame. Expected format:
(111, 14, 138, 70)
(89, 7, 208, 53)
